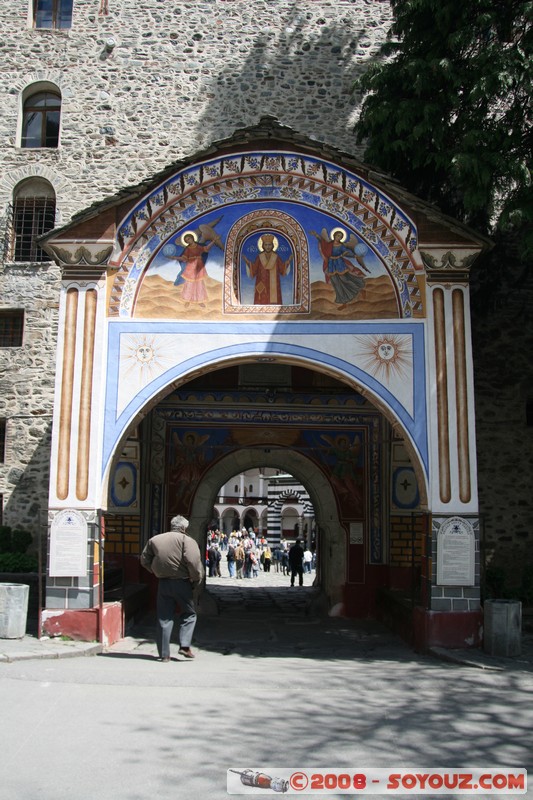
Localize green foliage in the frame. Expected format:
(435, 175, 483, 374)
(483, 564, 533, 605)
(0, 526, 12, 552)
(483, 565, 511, 600)
(0, 553, 38, 573)
(11, 528, 33, 554)
(0, 525, 33, 555)
(355, 0, 532, 258)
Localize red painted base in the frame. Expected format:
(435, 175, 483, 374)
(41, 602, 123, 646)
(413, 607, 483, 652)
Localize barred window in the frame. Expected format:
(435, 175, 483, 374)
(33, 0, 73, 29)
(12, 179, 56, 263)
(0, 311, 24, 348)
(21, 91, 61, 149)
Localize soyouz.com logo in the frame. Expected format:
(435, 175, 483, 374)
(227, 768, 527, 794)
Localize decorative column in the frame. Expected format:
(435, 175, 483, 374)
(414, 248, 484, 649)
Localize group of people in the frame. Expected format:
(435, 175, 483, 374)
(206, 528, 315, 583)
(140, 517, 316, 664)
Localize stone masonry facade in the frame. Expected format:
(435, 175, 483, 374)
(0, 0, 531, 595)
(0, 0, 392, 537)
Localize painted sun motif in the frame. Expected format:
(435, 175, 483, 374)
(120, 334, 174, 388)
(354, 334, 412, 383)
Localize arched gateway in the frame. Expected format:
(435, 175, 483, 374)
(40, 119, 490, 650)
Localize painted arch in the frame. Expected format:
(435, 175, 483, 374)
(107, 149, 425, 321)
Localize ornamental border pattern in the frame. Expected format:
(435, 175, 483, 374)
(108, 151, 423, 319)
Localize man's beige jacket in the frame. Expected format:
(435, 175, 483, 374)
(141, 530, 204, 583)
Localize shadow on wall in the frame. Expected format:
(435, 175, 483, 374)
(3, 419, 53, 545)
(193, 3, 387, 152)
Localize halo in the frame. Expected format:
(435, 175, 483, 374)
(330, 227, 347, 242)
(180, 230, 198, 246)
(258, 234, 279, 252)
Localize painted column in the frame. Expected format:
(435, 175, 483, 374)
(45, 272, 111, 630)
(416, 249, 483, 648)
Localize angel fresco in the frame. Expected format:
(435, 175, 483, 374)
(169, 430, 210, 510)
(310, 227, 371, 310)
(320, 432, 365, 514)
(167, 218, 224, 307)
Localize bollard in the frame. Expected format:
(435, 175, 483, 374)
(483, 599, 522, 657)
(0, 583, 30, 638)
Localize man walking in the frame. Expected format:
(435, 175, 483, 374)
(288, 538, 305, 587)
(141, 515, 204, 661)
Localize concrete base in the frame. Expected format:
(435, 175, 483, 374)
(413, 606, 483, 653)
(41, 602, 123, 646)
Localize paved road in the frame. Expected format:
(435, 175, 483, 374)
(1, 569, 532, 800)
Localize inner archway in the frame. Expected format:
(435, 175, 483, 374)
(190, 448, 346, 609)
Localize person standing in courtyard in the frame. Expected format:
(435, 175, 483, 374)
(226, 541, 236, 577)
(141, 514, 204, 661)
(234, 541, 245, 579)
(303, 545, 313, 573)
(289, 538, 305, 587)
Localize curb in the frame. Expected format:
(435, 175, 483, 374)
(429, 646, 506, 671)
(0, 642, 104, 663)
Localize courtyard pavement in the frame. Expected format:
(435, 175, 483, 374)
(1, 566, 532, 672)
(1, 565, 532, 800)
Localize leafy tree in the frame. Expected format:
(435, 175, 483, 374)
(354, 0, 532, 270)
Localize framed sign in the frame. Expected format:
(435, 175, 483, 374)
(49, 509, 88, 577)
(436, 517, 475, 586)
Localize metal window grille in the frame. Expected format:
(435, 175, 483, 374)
(12, 197, 55, 262)
(0, 311, 24, 347)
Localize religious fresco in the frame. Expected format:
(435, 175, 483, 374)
(113, 150, 425, 321)
(134, 203, 398, 320)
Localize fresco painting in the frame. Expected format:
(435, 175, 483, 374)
(133, 201, 400, 321)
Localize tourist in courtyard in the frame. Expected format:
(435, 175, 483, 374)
(234, 541, 245, 579)
(226, 542, 236, 577)
(289, 538, 305, 587)
(303, 546, 313, 573)
(208, 541, 221, 577)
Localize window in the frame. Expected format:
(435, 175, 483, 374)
(33, 0, 73, 29)
(12, 179, 56, 262)
(0, 311, 24, 347)
(21, 91, 61, 148)
(0, 420, 5, 462)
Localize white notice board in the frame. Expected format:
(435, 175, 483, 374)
(49, 509, 88, 577)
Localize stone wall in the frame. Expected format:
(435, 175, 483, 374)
(0, 262, 61, 536)
(0, 0, 392, 218)
(0, 0, 391, 539)
(472, 267, 533, 595)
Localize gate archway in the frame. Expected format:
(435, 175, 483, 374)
(41, 120, 489, 649)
